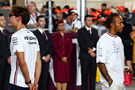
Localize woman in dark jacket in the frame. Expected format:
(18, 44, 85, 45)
(51, 20, 73, 90)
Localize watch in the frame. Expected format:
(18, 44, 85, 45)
(25, 80, 31, 85)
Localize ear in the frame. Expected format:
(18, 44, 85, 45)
(110, 22, 114, 29)
(16, 16, 22, 22)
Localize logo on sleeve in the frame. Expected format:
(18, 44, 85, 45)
(12, 37, 18, 45)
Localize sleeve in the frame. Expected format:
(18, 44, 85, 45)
(66, 36, 73, 60)
(77, 29, 90, 53)
(0, 42, 9, 60)
(53, 41, 63, 60)
(46, 31, 53, 55)
(51, 34, 63, 60)
(11, 35, 24, 53)
(36, 40, 40, 52)
(96, 38, 108, 63)
(74, 20, 81, 29)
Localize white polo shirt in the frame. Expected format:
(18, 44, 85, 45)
(96, 32, 125, 86)
(27, 12, 40, 25)
(71, 18, 81, 31)
(9, 28, 40, 87)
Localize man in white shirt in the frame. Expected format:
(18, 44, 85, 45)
(97, 13, 126, 90)
(68, 10, 81, 32)
(27, 1, 40, 30)
(8, 6, 41, 90)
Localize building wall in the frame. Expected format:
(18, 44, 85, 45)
(15, 0, 135, 11)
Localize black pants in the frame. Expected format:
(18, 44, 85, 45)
(80, 58, 96, 90)
(0, 62, 11, 90)
(38, 62, 49, 90)
(8, 84, 29, 90)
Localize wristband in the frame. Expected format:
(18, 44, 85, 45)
(124, 66, 129, 69)
(25, 80, 31, 85)
(42, 56, 45, 60)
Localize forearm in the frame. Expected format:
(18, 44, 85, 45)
(16, 52, 31, 82)
(20, 63, 31, 82)
(68, 28, 78, 32)
(78, 39, 90, 53)
(67, 42, 73, 59)
(125, 60, 133, 72)
(34, 52, 41, 85)
(34, 62, 41, 85)
(97, 63, 112, 82)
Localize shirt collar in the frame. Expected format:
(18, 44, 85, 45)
(37, 27, 45, 34)
(0, 27, 4, 33)
(107, 32, 118, 38)
(85, 26, 91, 31)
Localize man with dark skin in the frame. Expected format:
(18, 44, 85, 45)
(97, 13, 127, 90)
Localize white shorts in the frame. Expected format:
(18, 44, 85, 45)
(102, 82, 126, 90)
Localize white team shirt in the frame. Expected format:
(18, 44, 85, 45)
(96, 32, 125, 86)
(9, 28, 40, 87)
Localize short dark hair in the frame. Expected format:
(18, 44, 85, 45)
(65, 13, 72, 18)
(0, 13, 4, 17)
(63, 5, 70, 10)
(10, 6, 30, 25)
(28, 1, 36, 7)
(105, 13, 120, 29)
(84, 15, 94, 21)
(101, 3, 107, 7)
(36, 15, 45, 22)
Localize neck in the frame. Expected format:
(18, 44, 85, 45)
(0, 26, 4, 29)
(15, 24, 26, 31)
(86, 26, 91, 28)
(109, 28, 116, 35)
(31, 11, 37, 16)
(37, 26, 44, 30)
(59, 31, 64, 35)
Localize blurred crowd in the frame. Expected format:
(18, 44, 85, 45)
(0, 1, 135, 90)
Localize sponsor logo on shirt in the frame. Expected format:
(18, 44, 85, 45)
(24, 36, 38, 45)
(12, 37, 18, 45)
(24, 36, 37, 40)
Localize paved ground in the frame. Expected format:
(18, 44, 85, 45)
(96, 80, 135, 90)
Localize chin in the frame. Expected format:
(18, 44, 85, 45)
(120, 29, 123, 32)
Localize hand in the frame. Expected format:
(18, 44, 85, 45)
(43, 56, 50, 63)
(130, 31, 135, 39)
(124, 67, 132, 73)
(88, 48, 96, 57)
(32, 84, 38, 90)
(62, 57, 67, 62)
(108, 79, 113, 87)
(28, 83, 34, 90)
(46, 55, 51, 60)
(7, 56, 11, 64)
(90, 52, 96, 57)
(88, 48, 93, 54)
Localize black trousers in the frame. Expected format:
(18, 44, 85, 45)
(80, 58, 97, 90)
(8, 84, 29, 90)
(0, 61, 11, 90)
(38, 62, 49, 90)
